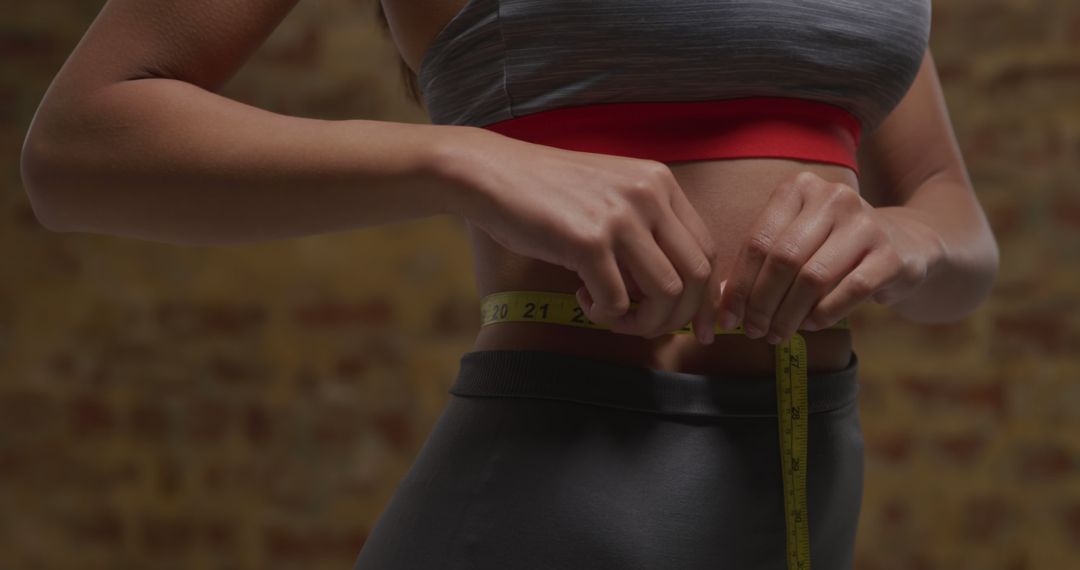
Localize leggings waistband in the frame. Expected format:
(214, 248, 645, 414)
(448, 349, 860, 418)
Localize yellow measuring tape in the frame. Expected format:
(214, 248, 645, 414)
(479, 289, 850, 570)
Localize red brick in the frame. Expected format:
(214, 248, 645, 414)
(39, 240, 83, 276)
(14, 200, 44, 228)
(0, 30, 60, 60)
(65, 510, 124, 547)
(880, 496, 909, 530)
(8, 2, 1075, 569)
(245, 403, 273, 445)
(263, 524, 366, 560)
(964, 123, 1003, 164)
(129, 402, 169, 441)
(935, 3, 1049, 54)
(854, 552, 883, 570)
(295, 366, 321, 399)
(314, 405, 362, 444)
(866, 430, 914, 463)
(201, 464, 225, 491)
(932, 432, 987, 464)
(989, 59, 1080, 89)
(854, 373, 884, 411)
(200, 463, 259, 492)
(202, 519, 235, 552)
(916, 320, 976, 348)
(1016, 128, 1065, 170)
(156, 301, 266, 338)
(187, 399, 232, 441)
(993, 314, 1067, 353)
(139, 514, 194, 555)
(985, 200, 1025, 239)
(961, 495, 1017, 541)
(1015, 443, 1074, 481)
(432, 294, 477, 335)
(293, 298, 394, 328)
(206, 353, 267, 385)
(992, 278, 1039, 301)
(87, 342, 156, 388)
(367, 336, 406, 366)
(1051, 193, 1080, 229)
(47, 350, 81, 380)
(371, 411, 412, 453)
(157, 457, 184, 497)
(335, 354, 370, 378)
(69, 395, 114, 435)
(934, 59, 971, 83)
(904, 552, 937, 570)
(897, 375, 1006, 417)
(1063, 502, 1080, 546)
(1005, 550, 1031, 570)
(0, 389, 57, 436)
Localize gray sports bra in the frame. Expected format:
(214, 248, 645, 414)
(417, 0, 931, 137)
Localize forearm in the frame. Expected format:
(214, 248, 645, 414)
(20, 77, 477, 246)
(874, 174, 1000, 323)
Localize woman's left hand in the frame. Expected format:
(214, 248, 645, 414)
(713, 171, 947, 344)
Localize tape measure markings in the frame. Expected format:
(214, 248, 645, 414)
(479, 290, 851, 570)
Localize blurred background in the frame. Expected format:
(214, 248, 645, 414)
(1, 0, 1077, 568)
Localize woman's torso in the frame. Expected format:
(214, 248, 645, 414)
(463, 158, 859, 376)
(381, 0, 899, 375)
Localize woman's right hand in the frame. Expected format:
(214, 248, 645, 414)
(438, 127, 721, 344)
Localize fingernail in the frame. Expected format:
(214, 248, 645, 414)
(701, 327, 715, 344)
(765, 332, 782, 344)
(719, 310, 737, 331)
(576, 287, 591, 310)
(744, 323, 764, 338)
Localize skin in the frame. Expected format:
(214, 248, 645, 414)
(387, 0, 999, 374)
(20, 0, 999, 377)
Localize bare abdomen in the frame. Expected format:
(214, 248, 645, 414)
(469, 157, 861, 376)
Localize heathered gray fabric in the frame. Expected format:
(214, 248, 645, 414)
(417, 0, 931, 137)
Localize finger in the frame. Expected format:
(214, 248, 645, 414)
(717, 180, 804, 338)
(668, 186, 718, 263)
(768, 221, 873, 343)
(692, 265, 725, 343)
(618, 261, 647, 302)
(649, 204, 714, 339)
(803, 247, 893, 331)
(670, 189, 720, 343)
(575, 248, 631, 324)
(745, 199, 836, 343)
(608, 228, 683, 337)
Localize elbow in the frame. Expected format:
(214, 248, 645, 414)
(888, 234, 1000, 325)
(957, 246, 1000, 321)
(20, 126, 79, 233)
(938, 237, 1001, 323)
(973, 231, 1001, 311)
(965, 220, 1002, 312)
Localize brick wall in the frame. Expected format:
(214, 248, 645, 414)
(1, 1, 1077, 568)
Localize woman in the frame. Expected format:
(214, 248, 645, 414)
(20, 0, 999, 568)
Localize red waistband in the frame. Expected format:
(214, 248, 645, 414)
(479, 97, 862, 174)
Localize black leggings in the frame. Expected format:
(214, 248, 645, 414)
(352, 348, 864, 570)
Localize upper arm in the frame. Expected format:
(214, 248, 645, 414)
(21, 0, 303, 207)
(23, 0, 302, 181)
(855, 48, 974, 207)
(33, 0, 301, 107)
